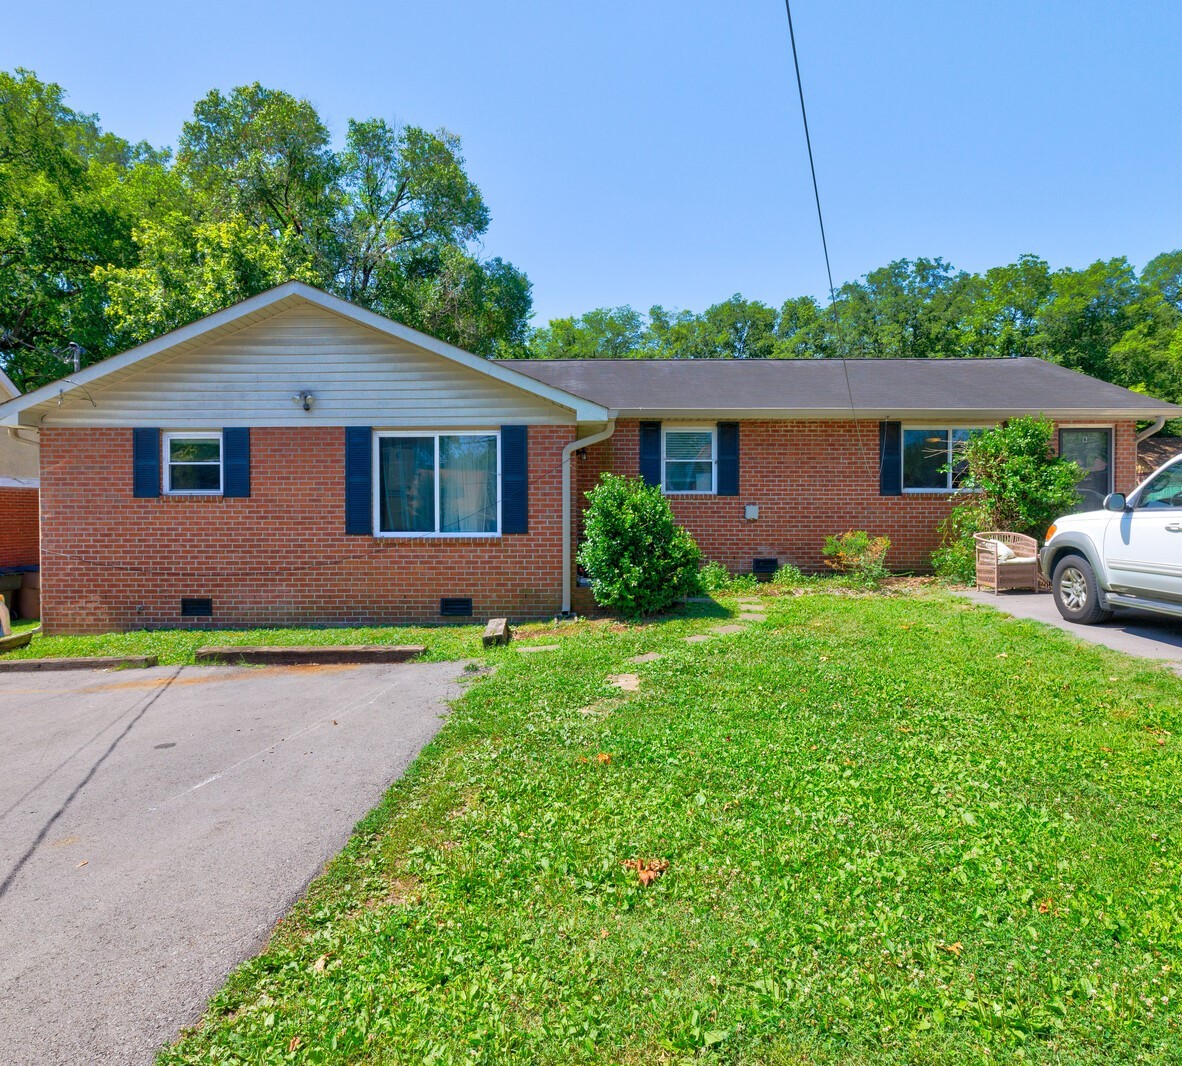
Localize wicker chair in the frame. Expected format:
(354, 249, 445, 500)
(972, 531, 1040, 593)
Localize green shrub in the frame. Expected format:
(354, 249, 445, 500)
(822, 530, 891, 588)
(931, 416, 1081, 582)
(698, 560, 762, 594)
(697, 561, 732, 592)
(578, 474, 702, 618)
(771, 562, 811, 588)
(931, 503, 985, 584)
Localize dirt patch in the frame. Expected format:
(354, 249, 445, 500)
(607, 673, 641, 691)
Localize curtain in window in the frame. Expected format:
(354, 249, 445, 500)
(379, 437, 435, 533)
(440, 435, 497, 533)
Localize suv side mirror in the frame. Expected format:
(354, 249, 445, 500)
(1103, 492, 1127, 512)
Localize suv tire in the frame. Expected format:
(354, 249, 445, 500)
(1051, 554, 1112, 625)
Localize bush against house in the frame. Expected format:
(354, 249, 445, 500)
(932, 416, 1082, 582)
(822, 530, 891, 588)
(578, 474, 701, 619)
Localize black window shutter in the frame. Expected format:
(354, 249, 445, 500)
(639, 421, 662, 487)
(717, 422, 739, 496)
(344, 427, 373, 535)
(133, 428, 160, 498)
(879, 421, 903, 496)
(222, 428, 250, 498)
(501, 425, 528, 534)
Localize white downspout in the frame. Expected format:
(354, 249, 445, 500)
(1136, 416, 1166, 444)
(561, 419, 616, 615)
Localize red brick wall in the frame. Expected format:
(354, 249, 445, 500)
(39, 426, 573, 634)
(0, 487, 39, 567)
(39, 418, 1141, 632)
(576, 418, 1139, 576)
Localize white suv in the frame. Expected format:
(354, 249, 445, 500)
(1040, 454, 1182, 624)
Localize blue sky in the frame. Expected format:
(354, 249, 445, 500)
(5, 1, 1180, 323)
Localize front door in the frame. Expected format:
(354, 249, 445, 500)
(1060, 428, 1112, 512)
(1104, 461, 1182, 604)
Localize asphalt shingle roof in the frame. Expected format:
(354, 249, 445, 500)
(495, 357, 1180, 419)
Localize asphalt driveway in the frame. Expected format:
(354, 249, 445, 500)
(957, 587, 1182, 672)
(0, 660, 463, 1065)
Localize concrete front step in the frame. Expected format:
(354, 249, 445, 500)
(194, 645, 424, 666)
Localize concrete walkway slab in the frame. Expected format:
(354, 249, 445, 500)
(0, 661, 462, 1065)
(955, 588, 1182, 670)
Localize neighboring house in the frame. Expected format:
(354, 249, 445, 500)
(0, 367, 40, 569)
(0, 281, 1176, 635)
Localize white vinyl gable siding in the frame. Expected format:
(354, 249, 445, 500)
(41, 306, 576, 428)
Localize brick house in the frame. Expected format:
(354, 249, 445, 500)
(0, 282, 1176, 634)
(0, 366, 40, 570)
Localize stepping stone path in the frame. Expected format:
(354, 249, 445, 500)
(736, 601, 762, 608)
(518, 644, 560, 654)
(712, 624, 746, 635)
(629, 652, 665, 664)
(607, 673, 641, 691)
(683, 634, 712, 644)
(739, 613, 767, 622)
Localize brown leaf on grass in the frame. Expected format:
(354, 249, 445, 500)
(938, 941, 964, 957)
(288, 1036, 302, 1052)
(596, 752, 611, 764)
(622, 858, 670, 886)
(313, 954, 328, 973)
(1038, 897, 1054, 914)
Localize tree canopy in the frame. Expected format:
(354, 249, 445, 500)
(1, 70, 531, 389)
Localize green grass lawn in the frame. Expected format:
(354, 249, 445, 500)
(157, 589, 1182, 1064)
(2, 619, 488, 664)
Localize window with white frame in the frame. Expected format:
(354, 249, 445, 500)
(374, 432, 499, 535)
(663, 425, 716, 493)
(902, 428, 981, 492)
(163, 432, 223, 494)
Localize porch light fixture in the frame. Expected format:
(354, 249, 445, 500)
(294, 390, 314, 412)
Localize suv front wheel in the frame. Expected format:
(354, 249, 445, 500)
(1051, 555, 1112, 625)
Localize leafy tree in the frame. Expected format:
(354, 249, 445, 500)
(336, 119, 489, 304)
(774, 294, 831, 357)
(963, 254, 1053, 359)
(530, 306, 648, 360)
(96, 215, 320, 348)
(0, 69, 153, 387)
(373, 244, 532, 357)
(1143, 250, 1182, 312)
(177, 84, 340, 258)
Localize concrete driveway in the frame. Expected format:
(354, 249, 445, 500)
(0, 660, 463, 1065)
(957, 588, 1182, 672)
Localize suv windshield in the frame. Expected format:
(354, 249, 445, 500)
(1138, 461, 1182, 509)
